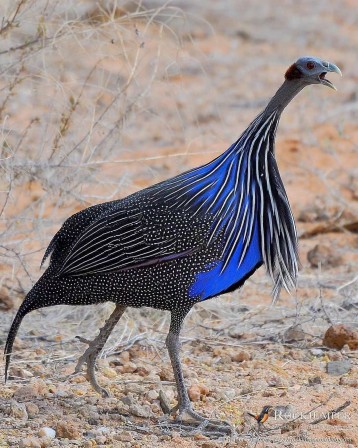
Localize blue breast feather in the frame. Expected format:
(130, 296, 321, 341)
(189, 217, 262, 300)
(160, 138, 265, 302)
(152, 112, 286, 301)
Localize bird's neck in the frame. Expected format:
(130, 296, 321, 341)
(263, 79, 305, 116)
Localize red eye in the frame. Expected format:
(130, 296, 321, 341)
(306, 61, 315, 70)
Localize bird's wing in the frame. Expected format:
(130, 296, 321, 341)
(41, 201, 120, 268)
(54, 204, 204, 277)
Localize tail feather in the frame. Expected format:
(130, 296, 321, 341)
(4, 294, 36, 382)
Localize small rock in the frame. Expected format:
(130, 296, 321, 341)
(328, 351, 343, 361)
(283, 324, 307, 342)
(268, 376, 288, 388)
(129, 403, 153, 418)
(151, 402, 162, 414)
(0, 286, 14, 310)
(95, 436, 107, 444)
(307, 244, 342, 268)
(339, 377, 358, 387)
(220, 388, 236, 400)
(188, 385, 201, 402)
(118, 351, 130, 363)
(228, 330, 255, 339)
(310, 348, 325, 356)
(25, 402, 39, 418)
(9, 367, 33, 379)
(147, 389, 159, 401)
(82, 442, 96, 448)
(136, 366, 150, 377)
(159, 366, 173, 381)
(102, 366, 117, 378)
(119, 361, 137, 374)
(188, 384, 209, 402)
(70, 375, 87, 384)
(231, 350, 251, 362)
(10, 400, 28, 420)
(323, 324, 358, 350)
(308, 376, 322, 386)
(14, 379, 48, 399)
(115, 431, 133, 442)
(124, 383, 144, 394)
(56, 421, 81, 439)
(38, 427, 56, 439)
(19, 437, 42, 448)
(158, 389, 171, 414)
(326, 360, 352, 376)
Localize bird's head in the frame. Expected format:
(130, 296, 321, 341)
(285, 56, 342, 90)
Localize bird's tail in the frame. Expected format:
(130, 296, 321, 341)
(4, 288, 38, 382)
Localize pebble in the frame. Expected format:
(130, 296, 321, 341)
(326, 360, 352, 376)
(95, 436, 107, 444)
(188, 384, 209, 402)
(267, 376, 288, 388)
(308, 376, 322, 386)
(14, 379, 48, 399)
(102, 366, 117, 378)
(147, 389, 159, 401)
(10, 400, 28, 420)
(82, 441, 97, 448)
(307, 244, 342, 268)
(219, 388, 236, 400)
(136, 365, 150, 377)
(129, 403, 153, 418)
(56, 421, 81, 439)
(19, 437, 42, 448)
(124, 383, 145, 394)
(25, 402, 39, 418)
(38, 427, 56, 439)
(339, 377, 358, 387)
(9, 367, 33, 379)
(159, 366, 174, 381)
(283, 324, 307, 342)
(115, 431, 133, 442)
(119, 362, 137, 374)
(231, 350, 251, 362)
(118, 350, 130, 363)
(310, 348, 325, 356)
(323, 324, 358, 350)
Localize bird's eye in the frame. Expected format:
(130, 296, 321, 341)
(306, 61, 315, 70)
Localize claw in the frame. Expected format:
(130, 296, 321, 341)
(168, 403, 233, 435)
(74, 337, 110, 398)
(73, 304, 127, 397)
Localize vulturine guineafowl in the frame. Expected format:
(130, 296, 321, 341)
(5, 57, 341, 430)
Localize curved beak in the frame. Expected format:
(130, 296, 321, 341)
(320, 61, 342, 91)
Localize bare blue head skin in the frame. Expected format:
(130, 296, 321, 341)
(286, 56, 342, 90)
(265, 56, 342, 115)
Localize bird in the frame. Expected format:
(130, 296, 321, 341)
(248, 405, 273, 425)
(4, 56, 341, 430)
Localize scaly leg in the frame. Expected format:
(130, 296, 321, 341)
(165, 308, 233, 434)
(75, 303, 127, 397)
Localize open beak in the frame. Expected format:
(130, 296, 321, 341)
(319, 62, 342, 91)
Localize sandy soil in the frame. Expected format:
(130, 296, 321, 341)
(0, 1, 357, 447)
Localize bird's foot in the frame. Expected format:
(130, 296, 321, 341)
(74, 335, 109, 398)
(161, 403, 233, 437)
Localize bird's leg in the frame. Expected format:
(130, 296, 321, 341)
(165, 309, 233, 434)
(75, 303, 127, 397)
